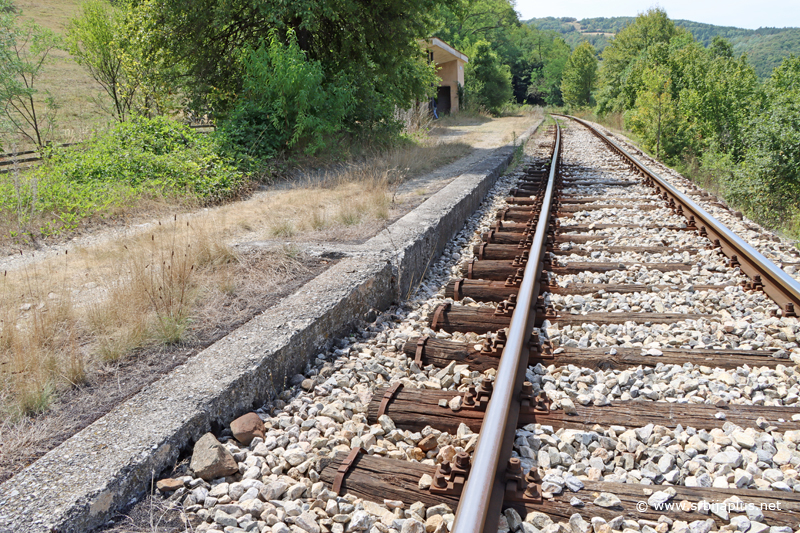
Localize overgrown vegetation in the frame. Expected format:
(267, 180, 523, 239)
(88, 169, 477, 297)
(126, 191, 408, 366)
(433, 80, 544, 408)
(1, 116, 246, 240)
(586, 8, 800, 239)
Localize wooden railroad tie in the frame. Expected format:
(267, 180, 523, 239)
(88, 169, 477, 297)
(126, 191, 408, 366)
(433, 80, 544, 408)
(365, 386, 800, 435)
(319, 452, 800, 527)
(401, 336, 785, 371)
(473, 242, 698, 261)
(496, 207, 659, 223)
(445, 278, 727, 301)
(488, 221, 691, 233)
(465, 258, 692, 281)
(481, 231, 690, 246)
(428, 302, 705, 334)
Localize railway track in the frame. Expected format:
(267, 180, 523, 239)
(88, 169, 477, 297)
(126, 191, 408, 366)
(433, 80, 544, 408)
(158, 117, 800, 533)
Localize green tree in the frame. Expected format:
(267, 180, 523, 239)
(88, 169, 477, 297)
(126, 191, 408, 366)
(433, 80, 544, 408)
(561, 41, 597, 107)
(523, 29, 570, 105)
(434, 0, 518, 46)
(66, 0, 136, 121)
(0, 1, 62, 148)
(728, 56, 800, 225)
(708, 35, 733, 59)
(219, 30, 354, 160)
(625, 64, 683, 160)
(677, 41, 757, 158)
(463, 39, 513, 114)
(595, 7, 680, 113)
(127, 0, 449, 125)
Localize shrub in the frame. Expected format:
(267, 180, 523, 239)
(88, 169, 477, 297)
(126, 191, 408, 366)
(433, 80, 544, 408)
(218, 30, 355, 165)
(463, 40, 513, 115)
(0, 116, 246, 238)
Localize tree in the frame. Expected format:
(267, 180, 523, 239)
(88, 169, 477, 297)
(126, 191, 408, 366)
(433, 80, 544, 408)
(561, 41, 597, 107)
(677, 39, 757, 158)
(728, 56, 800, 225)
(0, 1, 62, 149)
(625, 64, 682, 160)
(595, 7, 680, 113)
(523, 28, 570, 105)
(463, 40, 513, 114)
(126, 0, 452, 124)
(66, 0, 136, 121)
(435, 0, 518, 46)
(708, 35, 733, 59)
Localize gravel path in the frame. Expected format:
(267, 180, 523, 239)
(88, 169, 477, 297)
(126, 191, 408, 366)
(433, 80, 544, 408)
(138, 123, 800, 533)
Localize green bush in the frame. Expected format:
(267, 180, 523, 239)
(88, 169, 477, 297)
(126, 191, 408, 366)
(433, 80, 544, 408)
(0, 116, 246, 237)
(218, 30, 355, 165)
(726, 56, 800, 226)
(463, 40, 513, 115)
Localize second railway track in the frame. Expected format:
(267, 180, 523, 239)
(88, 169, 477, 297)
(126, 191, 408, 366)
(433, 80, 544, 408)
(155, 117, 800, 533)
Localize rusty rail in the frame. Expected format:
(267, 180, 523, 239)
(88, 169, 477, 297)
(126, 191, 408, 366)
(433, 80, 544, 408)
(559, 114, 800, 315)
(451, 120, 561, 533)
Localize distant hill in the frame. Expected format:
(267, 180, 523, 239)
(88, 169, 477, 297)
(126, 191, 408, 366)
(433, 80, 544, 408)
(526, 16, 800, 78)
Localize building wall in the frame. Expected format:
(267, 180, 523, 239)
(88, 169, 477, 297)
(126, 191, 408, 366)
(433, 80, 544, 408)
(436, 59, 466, 114)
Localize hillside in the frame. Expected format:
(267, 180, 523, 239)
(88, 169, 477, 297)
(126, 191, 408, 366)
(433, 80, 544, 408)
(527, 16, 800, 78)
(7, 0, 108, 144)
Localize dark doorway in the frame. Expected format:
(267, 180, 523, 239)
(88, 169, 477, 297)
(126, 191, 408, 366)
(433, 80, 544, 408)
(437, 86, 451, 115)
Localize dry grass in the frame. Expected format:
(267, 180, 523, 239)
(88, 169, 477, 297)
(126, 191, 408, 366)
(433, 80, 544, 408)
(104, 492, 194, 533)
(0, 134, 471, 421)
(238, 139, 472, 243)
(0, 239, 322, 481)
(430, 107, 543, 149)
(570, 109, 627, 137)
(0, 217, 316, 419)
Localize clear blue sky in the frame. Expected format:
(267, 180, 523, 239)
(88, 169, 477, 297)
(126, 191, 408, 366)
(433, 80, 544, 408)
(515, 0, 800, 30)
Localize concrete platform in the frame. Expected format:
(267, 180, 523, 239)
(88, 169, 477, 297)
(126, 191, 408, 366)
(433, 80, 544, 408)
(0, 120, 541, 533)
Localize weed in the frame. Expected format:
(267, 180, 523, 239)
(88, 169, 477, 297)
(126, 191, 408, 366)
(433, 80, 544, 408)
(15, 379, 54, 417)
(270, 220, 296, 237)
(310, 210, 327, 230)
(336, 206, 362, 226)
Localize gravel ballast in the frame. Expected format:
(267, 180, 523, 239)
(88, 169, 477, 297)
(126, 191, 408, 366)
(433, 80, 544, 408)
(149, 122, 800, 533)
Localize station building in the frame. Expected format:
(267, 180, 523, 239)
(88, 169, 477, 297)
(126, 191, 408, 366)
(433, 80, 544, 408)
(423, 38, 469, 116)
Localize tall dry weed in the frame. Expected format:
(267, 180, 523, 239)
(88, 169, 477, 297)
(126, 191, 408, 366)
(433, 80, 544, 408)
(0, 254, 82, 418)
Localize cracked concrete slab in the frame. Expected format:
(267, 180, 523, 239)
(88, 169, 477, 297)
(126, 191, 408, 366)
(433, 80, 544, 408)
(0, 120, 541, 533)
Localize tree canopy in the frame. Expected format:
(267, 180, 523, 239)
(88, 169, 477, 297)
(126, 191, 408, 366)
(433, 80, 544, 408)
(127, 0, 451, 123)
(561, 41, 597, 107)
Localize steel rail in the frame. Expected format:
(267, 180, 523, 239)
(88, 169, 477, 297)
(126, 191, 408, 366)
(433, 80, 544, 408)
(451, 120, 561, 533)
(559, 114, 800, 314)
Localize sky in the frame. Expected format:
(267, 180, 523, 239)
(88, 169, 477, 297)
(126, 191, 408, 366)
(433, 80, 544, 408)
(515, 0, 800, 30)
